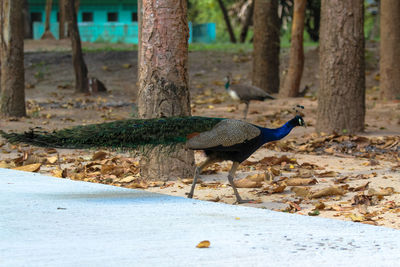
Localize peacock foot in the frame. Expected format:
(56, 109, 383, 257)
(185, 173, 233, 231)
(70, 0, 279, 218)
(235, 199, 255, 204)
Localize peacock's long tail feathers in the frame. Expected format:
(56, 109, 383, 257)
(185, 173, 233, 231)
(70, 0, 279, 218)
(0, 116, 223, 150)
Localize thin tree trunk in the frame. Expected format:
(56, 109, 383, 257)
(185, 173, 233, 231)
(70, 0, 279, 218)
(137, 0, 142, 82)
(280, 0, 306, 97)
(75, 0, 80, 13)
(252, 0, 280, 93)
(41, 0, 55, 39)
(66, 0, 88, 93)
(0, 0, 26, 117)
(22, 0, 31, 39)
(59, 0, 66, 39)
(380, 0, 400, 100)
(317, 0, 365, 134)
(239, 0, 254, 43)
(138, 0, 194, 181)
(216, 0, 237, 43)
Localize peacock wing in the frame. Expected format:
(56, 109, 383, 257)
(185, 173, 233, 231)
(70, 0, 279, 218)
(186, 119, 261, 149)
(231, 84, 274, 101)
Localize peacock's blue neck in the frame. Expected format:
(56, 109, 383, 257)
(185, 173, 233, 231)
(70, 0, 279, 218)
(225, 81, 230, 90)
(259, 121, 296, 144)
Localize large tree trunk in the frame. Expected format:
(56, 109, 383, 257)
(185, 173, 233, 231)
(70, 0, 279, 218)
(41, 0, 55, 39)
(317, 0, 365, 134)
(280, 0, 306, 97)
(216, 0, 237, 43)
(0, 0, 26, 117)
(66, 0, 88, 93)
(59, 0, 66, 39)
(138, 0, 194, 181)
(380, 0, 400, 100)
(239, 0, 254, 43)
(252, 0, 280, 93)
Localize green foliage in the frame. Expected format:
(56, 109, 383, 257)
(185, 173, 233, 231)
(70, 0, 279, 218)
(188, 0, 238, 42)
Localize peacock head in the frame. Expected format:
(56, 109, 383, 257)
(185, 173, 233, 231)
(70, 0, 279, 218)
(289, 115, 306, 127)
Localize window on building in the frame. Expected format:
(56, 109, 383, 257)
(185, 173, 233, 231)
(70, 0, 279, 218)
(30, 12, 43, 23)
(82, 12, 94, 22)
(107, 12, 118, 22)
(131, 12, 138, 22)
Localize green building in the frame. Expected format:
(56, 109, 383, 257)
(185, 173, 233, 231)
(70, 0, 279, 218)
(27, 0, 216, 44)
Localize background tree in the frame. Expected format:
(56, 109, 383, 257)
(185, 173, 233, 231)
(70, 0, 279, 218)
(66, 0, 89, 93)
(379, 0, 400, 100)
(304, 0, 320, 42)
(41, 0, 55, 39)
(280, 0, 306, 97)
(317, 0, 365, 134)
(252, 0, 280, 93)
(216, 0, 237, 43)
(23, 0, 31, 38)
(239, 0, 254, 43)
(0, 0, 26, 117)
(138, 0, 194, 180)
(59, 0, 66, 39)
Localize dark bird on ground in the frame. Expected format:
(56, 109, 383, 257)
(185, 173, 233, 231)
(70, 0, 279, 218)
(0, 114, 305, 203)
(224, 75, 275, 119)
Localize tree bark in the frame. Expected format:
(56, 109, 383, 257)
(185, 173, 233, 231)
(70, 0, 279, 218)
(239, 0, 254, 43)
(317, 0, 365, 134)
(66, 0, 89, 93)
(252, 0, 280, 93)
(41, 0, 55, 39)
(280, 0, 306, 97)
(0, 0, 26, 117)
(379, 0, 400, 100)
(138, 0, 194, 181)
(216, 0, 237, 43)
(59, 0, 66, 39)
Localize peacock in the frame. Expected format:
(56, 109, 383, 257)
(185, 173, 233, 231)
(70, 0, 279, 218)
(0, 114, 305, 203)
(224, 75, 275, 119)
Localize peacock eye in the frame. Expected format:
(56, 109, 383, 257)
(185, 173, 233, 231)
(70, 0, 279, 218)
(298, 118, 302, 125)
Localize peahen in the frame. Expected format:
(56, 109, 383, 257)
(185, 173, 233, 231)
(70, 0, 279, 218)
(0, 114, 305, 203)
(224, 75, 275, 119)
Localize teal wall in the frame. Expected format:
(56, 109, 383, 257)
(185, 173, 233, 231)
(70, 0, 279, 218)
(29, 0, 215, 44)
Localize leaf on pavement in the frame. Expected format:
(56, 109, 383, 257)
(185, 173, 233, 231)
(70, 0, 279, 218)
(310, 186, 345, 199)
(12, 163, 41, 172)
(285, 178, 318, 186)
(196, 240, 210, 248)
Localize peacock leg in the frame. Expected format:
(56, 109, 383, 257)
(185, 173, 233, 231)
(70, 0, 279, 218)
(187, 157, 216, 199)
(243, 102, 250, 120)
(227, 161, 254, 204)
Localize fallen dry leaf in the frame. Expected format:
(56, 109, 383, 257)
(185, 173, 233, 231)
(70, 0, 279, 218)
(368, 187, 395, 197)
(310, 186, 345, 198)
(47, 156, 58, 164)
(349, 182, 370, 192)
(12, 163, 41, 172)
(349, 213, 366, 222)
(51, 168, 66, 178)
(234, 176, 263, 188)
(119, 176, 136, 183)
(285, 178, 318, 186)
(291, 186, 311, 198)
(317, 171, 337, 178)
(196, 240, 210, 248)
(92, 151, 108, 161)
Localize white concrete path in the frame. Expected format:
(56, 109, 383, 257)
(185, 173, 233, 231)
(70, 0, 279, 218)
(1, 168, 400, 267)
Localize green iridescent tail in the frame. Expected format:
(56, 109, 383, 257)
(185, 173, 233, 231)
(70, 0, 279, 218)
(0, 116, 223, 150)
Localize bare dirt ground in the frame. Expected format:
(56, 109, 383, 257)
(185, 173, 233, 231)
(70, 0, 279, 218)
(1, 40, 399, 229)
